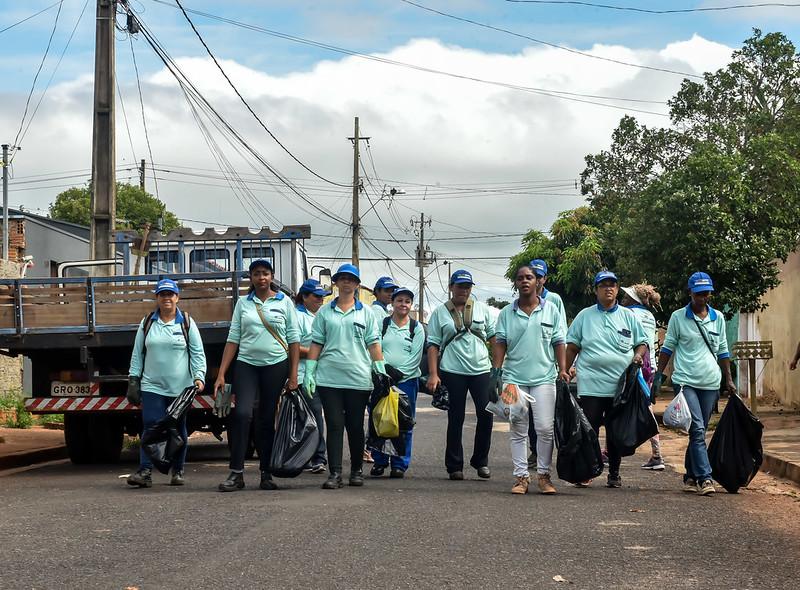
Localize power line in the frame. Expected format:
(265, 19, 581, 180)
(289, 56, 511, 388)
(117, 78, 138, 164)
(129, 35, 159, 199)
(399, 0, 701, 79)
(505, 0, 800, 13)
(0, 1, 62, 36)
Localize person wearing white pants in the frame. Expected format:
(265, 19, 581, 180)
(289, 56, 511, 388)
(491, 264, 570, 495)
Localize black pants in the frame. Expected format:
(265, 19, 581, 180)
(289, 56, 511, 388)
(579, 395, 621, 475)
(528, 411, 538, 454)
(318, 386, 370, 475)
(441, 371, 493, 473)
(228, 359, 288, 473)
(307, 389, 327, 465)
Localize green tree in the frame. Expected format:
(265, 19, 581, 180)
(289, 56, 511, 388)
(486, 297, 510, 309)
(49, 183, 180, 231)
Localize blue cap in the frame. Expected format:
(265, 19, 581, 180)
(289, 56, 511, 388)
(248, 258, 273, 273)
(391, 286, 414, 301)
(529, 259, 548, 277)
(332, 263, 361, 283)
(154, 278, 180, 294)
(594, 270, 619, 286)
(450, 269, 475, 285)
(299, 278, 331, 297)
(374, 276, 399, 291)
(688, 272, 714, 293)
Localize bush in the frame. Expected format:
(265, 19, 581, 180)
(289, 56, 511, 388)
(3, 394, 33, 429)
(37, 413, 64, 425)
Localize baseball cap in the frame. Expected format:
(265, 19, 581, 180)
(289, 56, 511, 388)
(529, 259, 548, 277)
(154, 278, 180, 294)
(299, 279, 331, 297)
(374, 276, 399, 291)
(594, 270, 619, 286)
(688, 272, 714, 293)
(450, 269, 475, 285)
(391, 286, 415, 301)
(248, 258, 274, 273)
(332, 263, 361, 283)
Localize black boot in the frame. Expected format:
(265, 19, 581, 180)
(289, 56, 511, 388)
(349, 469, 364, 487)
(322, 472, 343, 489)
(260, 471, 278, 490)
(127, 468, 152, 488)
(218, 471, 245, 492)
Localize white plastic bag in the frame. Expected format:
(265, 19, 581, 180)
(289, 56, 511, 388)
(486, 383, 534, 425)
(663, 387, 692, 431)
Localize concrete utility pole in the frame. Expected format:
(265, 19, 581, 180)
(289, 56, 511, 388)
(139, 158, 146, 190)
(90, 0, 117, 270)
(347, 117, 371, 267)
(2, 144, 8, 260)
(413, 213, 433, 321)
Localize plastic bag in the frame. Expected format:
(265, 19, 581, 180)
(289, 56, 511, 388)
(141, 386, 197, 474)
(398, 390, 415, 432)
(663, 388, 692, 431)
(554, 380, 604, 483)
(485, 383, 532, 425)
(708, 394, 763, 493)
(373, 386, 400, 438)
(269, 388, 320, 478)
(431, 383, 449, 411)
(606, 364, 659, 457)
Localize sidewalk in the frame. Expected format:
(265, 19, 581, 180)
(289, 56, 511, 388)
(0, 426, 67, 470)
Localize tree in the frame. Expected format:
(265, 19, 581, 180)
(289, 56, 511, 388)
(49, 183, 180, 231)
(486, 297, 510, 309)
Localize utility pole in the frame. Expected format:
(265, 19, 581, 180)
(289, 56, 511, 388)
(139, 158, 146, 190)
(90, 0, 116, 270)
(2, 144, 8, 261)
(413, 213, 433, 321)
(347, 117, 370, 267)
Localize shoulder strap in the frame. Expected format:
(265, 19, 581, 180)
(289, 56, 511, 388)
(409, 318, 417, 339)
(141, 311, 157, 357)
(179, 310, 191, 347)
(381, 316, 392, 338)
(254, 302, 289, 353)
(463, 298, 474, 329)
(692, 317, 717, 360)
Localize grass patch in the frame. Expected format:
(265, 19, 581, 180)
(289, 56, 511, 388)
(123, 436, 141, 451)
(0, 390, 21, 411)
(2, 394, 33, 429)
(37, 413, 64, 425)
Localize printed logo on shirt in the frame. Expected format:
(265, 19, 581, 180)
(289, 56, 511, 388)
(617, 328, 633, 352)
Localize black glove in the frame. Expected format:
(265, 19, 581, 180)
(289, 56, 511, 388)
(488, 368, 503, 404)
(126, 376, 141, 406)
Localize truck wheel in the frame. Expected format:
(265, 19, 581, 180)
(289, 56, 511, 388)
(64, 414, 93, 464)
(89, 416, 124, 463)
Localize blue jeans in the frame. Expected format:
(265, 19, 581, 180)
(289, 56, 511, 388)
(372, 379, 419, 471)
(139, 390, 188, 472)
(675, 384, 719, 483)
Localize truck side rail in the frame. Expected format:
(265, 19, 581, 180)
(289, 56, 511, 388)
(0, 271, 291, 336)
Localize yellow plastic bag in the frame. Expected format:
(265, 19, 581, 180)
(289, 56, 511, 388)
(373, 386, 400, 438)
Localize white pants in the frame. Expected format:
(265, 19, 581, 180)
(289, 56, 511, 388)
(509, 382, 556, 477)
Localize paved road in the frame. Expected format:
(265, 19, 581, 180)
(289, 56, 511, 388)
(2, 403, 798, 589)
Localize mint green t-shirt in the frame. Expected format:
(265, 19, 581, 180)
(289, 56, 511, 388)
(662, 304, 729, 391)
(566, 304, 647, 398)
(311, 298, 381, 390)
(296, 304, 315, 383)
(541, 288, 567, 327)
(495, 297, 566, 387)
(226, 291, 300, 367)
(381, 317, 426, 381)
(629, 305, 658, 367)
(427, 299, 496, 376)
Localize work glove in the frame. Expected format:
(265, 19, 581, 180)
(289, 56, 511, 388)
(488, 367, 503, 404)
(213, 386, 233, 418)
(371, 360, 388, 376)
(126, 376, 141, 406)
(650, 371, 663, 405)
(303, 360, 318, 397)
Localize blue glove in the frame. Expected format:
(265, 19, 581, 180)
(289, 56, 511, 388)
(372, 360, 388, 376)
(489, 367, 503, 404)
(650, 371, 663, 404)
(303, 360, 318, 397)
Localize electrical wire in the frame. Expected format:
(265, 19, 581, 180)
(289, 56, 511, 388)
(505, 0, 800, 13)
(129, 35, 160, 199)
(0, 1, 63, 35)
(117, 78, 138, 165)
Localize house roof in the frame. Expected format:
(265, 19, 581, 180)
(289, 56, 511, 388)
(9, 208, 90, 240)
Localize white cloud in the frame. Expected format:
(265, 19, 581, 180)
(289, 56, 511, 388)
(6, 34, 733, 299)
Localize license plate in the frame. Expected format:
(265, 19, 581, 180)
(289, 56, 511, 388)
(51, 382, 93, 396)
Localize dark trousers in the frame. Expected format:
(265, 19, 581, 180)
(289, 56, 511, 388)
(579, 395, 621, 475)
(528, 411, 538, 455)
(228, 359, 288, 473)
(441, 371, 493, 473)
(139, 390, 187, 472)
(307, 389, 327, 465)
(318, 386, 371, 474)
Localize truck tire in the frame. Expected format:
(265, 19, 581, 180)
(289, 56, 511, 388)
(64, 414, 93, 465)
(89, 416, 124, 463)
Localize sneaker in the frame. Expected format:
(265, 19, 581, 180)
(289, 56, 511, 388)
(370, 465, 386, 478)
(218, 471, 245, 492)
(322, 472, 343, 489)
(363, 450, 374, 464)
(527, 452, 538, 469)
(682, 477, 697, 493)
(389, 468, 405, 479)
(309, 463, 326, 474)
(641, 457, 666, 471)
(449, 471, 464, 481)
(697, 480, 716, 496)
(511, 475, 530, 495)
(127, 468, 152, 488)
(606, 473, 622, 488)
(537, 473, 557, 495)
(169, 470, 185, 486)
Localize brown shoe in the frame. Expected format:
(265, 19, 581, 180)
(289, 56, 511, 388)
(537, 473, 557, 495)
(511, 475, 530, 495)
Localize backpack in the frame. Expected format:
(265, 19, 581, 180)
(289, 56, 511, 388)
(141, 309, 192, 367)
(381, 316, 419, 339)
(381, 316, 429, 379)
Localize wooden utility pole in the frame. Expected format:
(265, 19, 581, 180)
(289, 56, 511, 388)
(139, 158, 146, 190)
(347, 117, 370, 267)
(2, 144, 8, 260)
(90, 0, 116, 270)
(413, 213, 433, 321)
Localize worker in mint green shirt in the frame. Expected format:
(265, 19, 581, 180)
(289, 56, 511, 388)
(372, 276, 398, 317)
(126, 278, 206, 488)
(654, 272, 735, 496)
(213, 259, 300, 493)
(304, 264, 388, 490)
(426, 269, 496, 480)
(295, 278, 331, 473)
(493, 264, 570, 495)
(566, 271, 647, 488)
(371, 287, 425, 477)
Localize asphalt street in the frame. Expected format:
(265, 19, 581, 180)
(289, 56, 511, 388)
(1, 401, 799, 590)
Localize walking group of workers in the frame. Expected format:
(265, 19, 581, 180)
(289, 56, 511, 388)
(125, 256, 734, 497)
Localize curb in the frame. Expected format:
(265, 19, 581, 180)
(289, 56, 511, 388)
(0, 445, 68, 471)
(761, 452, 800, 487)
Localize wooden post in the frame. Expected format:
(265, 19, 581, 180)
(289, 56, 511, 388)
(748, 358, 757, 416)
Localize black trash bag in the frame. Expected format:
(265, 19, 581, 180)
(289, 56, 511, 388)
(606, 364, 659, 457)
(269, 388, 320, 478)
(371, 372, 393, 408)
(366, 406, 407, 458)
(708, 394, 763, 493)
(141, 386, 198, 474)
(554, 380, 604, 483)
(430, 383, 450, 411)
(385, 364, 406, 387)
(398, 390, 415, 432)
